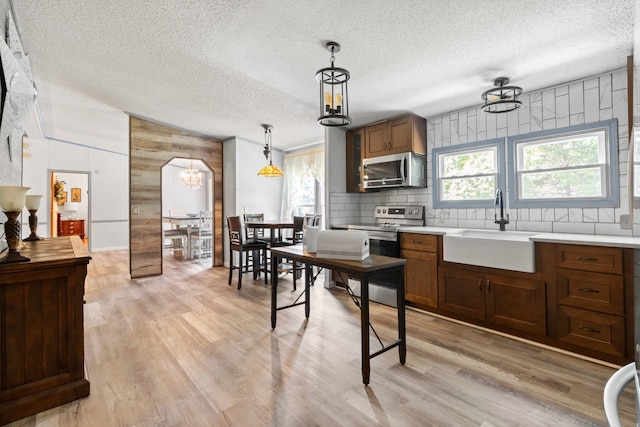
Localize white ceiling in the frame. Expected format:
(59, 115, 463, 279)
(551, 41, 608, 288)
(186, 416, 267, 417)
(11, 0, 636, 151)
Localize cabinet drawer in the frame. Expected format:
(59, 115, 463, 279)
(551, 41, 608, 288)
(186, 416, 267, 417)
(556, 244, 622, 274)
(557, 268, 624, 315)
(400, 233, 437, 252)
(557, 305, 625, 357)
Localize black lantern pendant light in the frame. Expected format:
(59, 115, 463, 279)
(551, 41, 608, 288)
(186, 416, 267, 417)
(481, 77, 522, 113)
(316, 41, 351, 127)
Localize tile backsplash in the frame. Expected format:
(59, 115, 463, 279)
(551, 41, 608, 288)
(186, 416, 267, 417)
(330, 68, 631, 236)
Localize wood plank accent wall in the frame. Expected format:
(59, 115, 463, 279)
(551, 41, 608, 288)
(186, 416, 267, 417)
(129, 116, 223, 278)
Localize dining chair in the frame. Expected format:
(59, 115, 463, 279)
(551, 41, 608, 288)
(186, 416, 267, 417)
(227, 216, 268, 289)
(190, 211, 213, 263)
(164, 209, 189, 258)
(280, 216, 305, 290)
(243, 213, 271, 243)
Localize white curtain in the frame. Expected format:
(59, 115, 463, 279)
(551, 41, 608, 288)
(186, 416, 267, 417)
(280, 147, 324, 221)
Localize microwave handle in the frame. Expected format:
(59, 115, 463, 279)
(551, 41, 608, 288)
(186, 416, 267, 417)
(401, 155, 407, 183)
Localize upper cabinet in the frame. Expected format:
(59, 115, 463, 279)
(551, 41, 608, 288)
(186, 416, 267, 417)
(364, 114, 426, 158)
(346, 128, 365, 193)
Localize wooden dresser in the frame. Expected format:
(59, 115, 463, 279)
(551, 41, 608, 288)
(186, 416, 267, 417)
(60, 219, 85, 239)
(0, 237, 91, 425)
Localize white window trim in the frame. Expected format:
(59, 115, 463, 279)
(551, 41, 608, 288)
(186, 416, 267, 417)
(432, 138, 505, 209)
(506, 119, 619, 208)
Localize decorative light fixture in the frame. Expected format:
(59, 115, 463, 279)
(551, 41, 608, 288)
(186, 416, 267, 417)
(180, 160, 203, 190)
(481, 77, 522, 113)
(316, 41, 351, 127)
(0, 186, 31, 263)
(24, 194, 43, 241)
(257, 124, 284, 177)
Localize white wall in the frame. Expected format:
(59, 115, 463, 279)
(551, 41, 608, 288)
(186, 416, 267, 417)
(161, 162, 210, 217)
(330, 68, 631, 236)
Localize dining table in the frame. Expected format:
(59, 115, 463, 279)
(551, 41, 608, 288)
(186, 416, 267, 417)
(244, 220, 294, 245)
(162, 215, 201, 259)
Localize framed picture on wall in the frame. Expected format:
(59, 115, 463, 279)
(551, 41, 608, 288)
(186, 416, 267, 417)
(71, 188, 81, 202)
(57, 191, 67, 206)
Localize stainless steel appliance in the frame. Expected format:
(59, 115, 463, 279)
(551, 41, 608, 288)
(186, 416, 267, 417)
(346, 205, 425, 307)
(362, 152, 426, 189)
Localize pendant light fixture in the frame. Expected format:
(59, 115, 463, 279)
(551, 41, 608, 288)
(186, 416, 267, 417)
(257, 124, 284, 177)
(316, 41, 351, 127)
(481, 77, 522, 113)
(180, 160, 203, 190)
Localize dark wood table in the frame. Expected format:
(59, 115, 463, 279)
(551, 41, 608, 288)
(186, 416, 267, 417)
(269, 244, 407, 385)
(244, 220, 293, 245)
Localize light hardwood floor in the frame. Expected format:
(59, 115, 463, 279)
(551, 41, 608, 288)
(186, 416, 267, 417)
(7, 250, 637, 426)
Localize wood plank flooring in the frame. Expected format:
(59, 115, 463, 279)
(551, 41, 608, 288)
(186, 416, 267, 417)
(6, 250, 637, 426)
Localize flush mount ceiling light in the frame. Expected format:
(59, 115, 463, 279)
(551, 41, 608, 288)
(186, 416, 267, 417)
(180, 159, 203, 190)
(481, 77, 522, 113)
(316, 41, 351, 127)
(257, 124, 284, 177)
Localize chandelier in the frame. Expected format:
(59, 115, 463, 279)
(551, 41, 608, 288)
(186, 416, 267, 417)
(481, 77, 523, 113)
(257, 124, 284, 177)
(180, 160, 203, 189)
(316, 41, 351, 127)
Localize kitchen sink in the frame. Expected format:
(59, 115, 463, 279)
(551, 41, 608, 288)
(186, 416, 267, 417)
(443, 229, 537, 272)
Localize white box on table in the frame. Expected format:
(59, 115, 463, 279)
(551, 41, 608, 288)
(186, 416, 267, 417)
(315, 230, 369, 260)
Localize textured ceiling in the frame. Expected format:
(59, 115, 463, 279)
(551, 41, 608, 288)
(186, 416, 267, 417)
(11, 0, 635, 150)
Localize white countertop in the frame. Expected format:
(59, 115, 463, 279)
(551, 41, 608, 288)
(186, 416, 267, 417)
(398, 226, 640, 249)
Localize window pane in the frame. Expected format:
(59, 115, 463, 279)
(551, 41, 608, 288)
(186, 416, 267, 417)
(442, 176, 495, 200)
(520, 167, 603, 199)
(520, 134, 601, 171)
(442, 148, 496, 177)
(634, 164, 640, 197)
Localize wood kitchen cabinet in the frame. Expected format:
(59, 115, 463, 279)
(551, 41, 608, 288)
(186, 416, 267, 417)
(364, 114, 426, 158)
(346, 128, 365, 193)
(438, 266, 547, 336)
(60, 219, 85, 239)
(547, 243, 632, 359)
(400, 233, 437, 308)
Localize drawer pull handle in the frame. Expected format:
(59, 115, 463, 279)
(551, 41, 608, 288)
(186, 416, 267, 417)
(478, 278, 483, 291)
(579, 325, 601, 334)
(412, 240, 423, 244)
(576, 256, 598, 262)
(577, 287, 599, 293)
(486, 280, 491, 293)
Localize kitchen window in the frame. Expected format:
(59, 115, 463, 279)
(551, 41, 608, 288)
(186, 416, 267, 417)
(507, 119, 619, 208)
(432, 138, 505, 208)
(281, 146, 325, 225)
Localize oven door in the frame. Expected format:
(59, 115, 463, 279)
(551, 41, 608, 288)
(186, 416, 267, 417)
(367, 234, 400, 289)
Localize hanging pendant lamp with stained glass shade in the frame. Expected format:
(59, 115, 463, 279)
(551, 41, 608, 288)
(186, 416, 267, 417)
(257, 124, 284, 177)
(180, 159, 203, 189)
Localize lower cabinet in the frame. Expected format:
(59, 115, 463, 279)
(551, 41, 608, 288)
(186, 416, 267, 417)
(438, 267, 547, 336)
(400, 233, 437, 308)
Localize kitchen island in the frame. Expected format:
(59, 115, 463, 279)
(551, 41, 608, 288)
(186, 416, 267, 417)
(0, 236, 91, 425)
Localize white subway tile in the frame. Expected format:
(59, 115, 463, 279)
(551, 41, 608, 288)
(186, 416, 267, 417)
(552, 222, 595, 234)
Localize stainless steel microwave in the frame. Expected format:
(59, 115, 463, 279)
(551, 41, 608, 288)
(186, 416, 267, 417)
(362, 152, 426, 189)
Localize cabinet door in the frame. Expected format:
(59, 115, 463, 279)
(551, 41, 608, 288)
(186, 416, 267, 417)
(402, 249, 437, 308)
(346, 128, 365, 193)
(485, 273, 546, 335)
(364, 123, 388, 157)
(438, 267, 484, 320)
(386, 116, 414, 155)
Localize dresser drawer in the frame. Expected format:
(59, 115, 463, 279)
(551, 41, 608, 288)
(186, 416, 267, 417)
(557, 268, 624, 315)
(400, 233, 437, 252)
(556, 244, 623, 274)
(557, 305, 625, 357)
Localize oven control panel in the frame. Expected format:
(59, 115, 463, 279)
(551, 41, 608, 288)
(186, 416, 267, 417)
(375, 205, 424, 220)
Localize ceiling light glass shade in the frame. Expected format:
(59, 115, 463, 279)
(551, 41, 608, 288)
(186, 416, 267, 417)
(481, 77, 522, 113)
(25, 194, 42, 210)
(257, 163, 284, 177)
(0, 186, 30, 211)
(316, 41, 351, 127)
(180, 161, 203, 190)
(258, 124, 284, 177)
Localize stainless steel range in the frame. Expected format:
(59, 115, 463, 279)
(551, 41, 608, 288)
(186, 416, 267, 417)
(346, 205, 425, 307)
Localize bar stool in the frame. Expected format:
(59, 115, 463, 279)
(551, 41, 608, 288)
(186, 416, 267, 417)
(227, 216, 268, 289)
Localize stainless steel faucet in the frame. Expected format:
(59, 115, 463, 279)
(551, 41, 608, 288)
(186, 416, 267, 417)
(494, 189, 509, 231)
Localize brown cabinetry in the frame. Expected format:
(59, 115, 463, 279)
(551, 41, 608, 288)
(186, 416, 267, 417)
(346, 128, 365, 193)
(438, 266, 547, 336)
(0, 237, 91, 425)
(400, 233, 437, 308)
(364, 114, 426, 158)
(551, 244, 630, 359)
(60, 219, 85, 239)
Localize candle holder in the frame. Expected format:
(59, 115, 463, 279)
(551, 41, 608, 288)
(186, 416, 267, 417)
(24, 194, 43, 241)
(0, 186, 31, 264)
